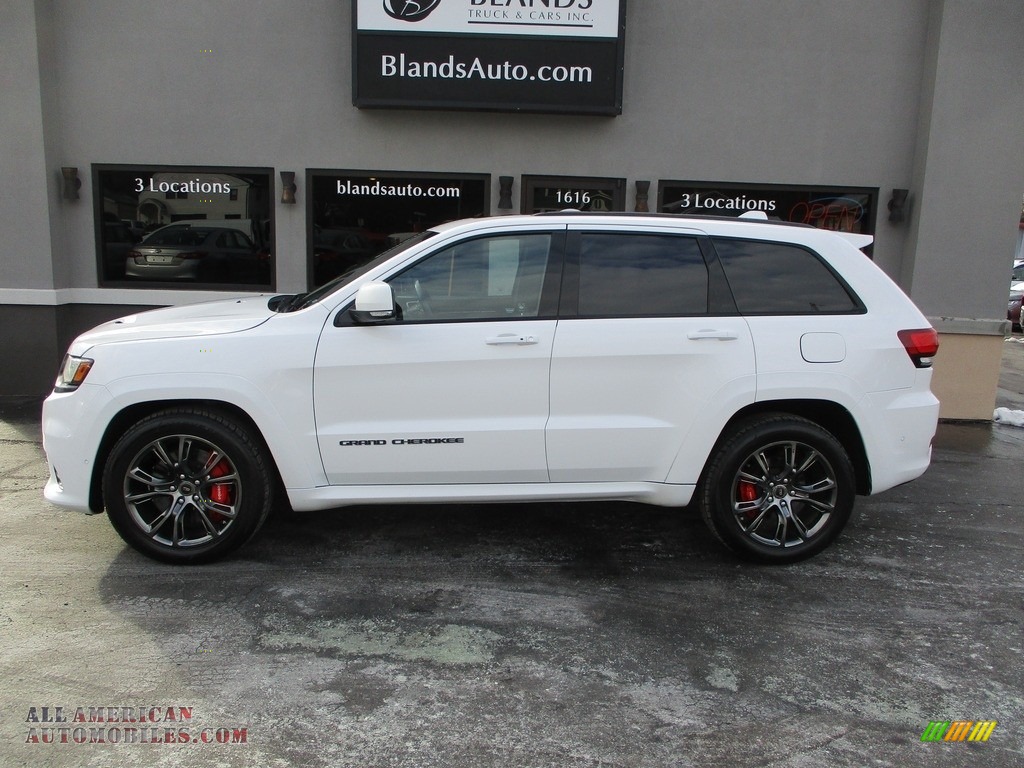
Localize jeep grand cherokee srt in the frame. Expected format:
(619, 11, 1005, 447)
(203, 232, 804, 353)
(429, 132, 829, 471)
(43, 212, 939, 564)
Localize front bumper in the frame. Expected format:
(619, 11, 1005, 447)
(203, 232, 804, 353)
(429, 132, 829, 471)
(41, 383, 113, 514)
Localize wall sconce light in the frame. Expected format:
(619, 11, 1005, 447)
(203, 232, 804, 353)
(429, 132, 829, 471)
(634, 180, 650, 212)
(498, 176, 514, 210)
(280, 171, 297, 204)
(61, 167, 81, 200)
(888, 188, 909, 223)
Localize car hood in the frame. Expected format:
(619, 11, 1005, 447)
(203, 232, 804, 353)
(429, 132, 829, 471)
(72, 296, 277, 350)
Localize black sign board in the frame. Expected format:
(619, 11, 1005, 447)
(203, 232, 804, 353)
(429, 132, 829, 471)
(353, 0, 626, 115)
(522, 175, 625, 213)
(658, 181, 878, 236)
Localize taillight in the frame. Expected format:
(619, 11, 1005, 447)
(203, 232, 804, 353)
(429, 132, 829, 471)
(898, 328, 939, 368)
(179, 251, 208, 260)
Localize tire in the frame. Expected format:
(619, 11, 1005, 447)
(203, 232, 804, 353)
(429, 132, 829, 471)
(698, 414, 855, 564)
(102, 407, 274, 564)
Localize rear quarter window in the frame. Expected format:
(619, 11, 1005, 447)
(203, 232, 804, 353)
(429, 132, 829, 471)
(713, 237, 862, 314)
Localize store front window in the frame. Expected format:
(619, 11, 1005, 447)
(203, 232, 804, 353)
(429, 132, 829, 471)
(657, 181, 877, 237)
(308, 170, 488, 287)
(522, 175, 625, 214)
(94, 166, 273, 288)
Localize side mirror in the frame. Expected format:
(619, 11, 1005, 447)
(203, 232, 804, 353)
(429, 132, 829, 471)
(350, 281, 397, 324)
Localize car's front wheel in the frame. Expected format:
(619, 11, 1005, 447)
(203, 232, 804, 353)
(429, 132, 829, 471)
(102, 408, 274, 563)
(698, 414, 855, 563)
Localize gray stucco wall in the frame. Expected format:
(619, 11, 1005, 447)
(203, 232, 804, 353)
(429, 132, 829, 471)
(904, 0, 1024, 319)
(1, 0, 1022, 397)
(2, 1, 56, 290)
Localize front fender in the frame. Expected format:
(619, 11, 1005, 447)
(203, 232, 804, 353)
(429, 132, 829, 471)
(100, 371, 325, 492)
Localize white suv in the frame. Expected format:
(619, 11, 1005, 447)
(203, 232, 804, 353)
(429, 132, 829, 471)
(42, 212, 939, 564)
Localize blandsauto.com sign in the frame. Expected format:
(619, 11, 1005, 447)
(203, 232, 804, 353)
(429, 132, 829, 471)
(353, 0, 626, 115)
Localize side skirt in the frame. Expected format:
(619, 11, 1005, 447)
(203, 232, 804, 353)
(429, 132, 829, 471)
(286, 482, 695, 512)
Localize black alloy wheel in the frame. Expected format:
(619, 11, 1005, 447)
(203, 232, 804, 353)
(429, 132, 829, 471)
(102, 408, 274, 563)
(699, 414, 855, 563)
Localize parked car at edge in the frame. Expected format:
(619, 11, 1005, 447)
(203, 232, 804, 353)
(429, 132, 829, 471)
(1010, 260, 1024, 332)
(43, 212, 940, 565)
(1009, 292, 1023, 332)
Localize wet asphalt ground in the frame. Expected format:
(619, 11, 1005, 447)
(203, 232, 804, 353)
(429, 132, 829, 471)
(1, 340, 1023, 767)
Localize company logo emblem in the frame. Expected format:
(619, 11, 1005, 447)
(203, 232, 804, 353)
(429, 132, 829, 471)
(920, 721, 997, 742)
(383, 0, 442, 22)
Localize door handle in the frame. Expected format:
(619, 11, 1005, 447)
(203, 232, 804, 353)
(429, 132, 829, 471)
(687, 329, 739, 341)
(486, 333, 539, 345)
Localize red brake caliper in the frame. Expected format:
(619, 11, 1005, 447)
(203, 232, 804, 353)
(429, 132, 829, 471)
(207, 459, 234, 520)
(738, 481, 759, 520)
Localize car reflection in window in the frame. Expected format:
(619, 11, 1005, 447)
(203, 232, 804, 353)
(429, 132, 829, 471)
(125, 224, 268, 284)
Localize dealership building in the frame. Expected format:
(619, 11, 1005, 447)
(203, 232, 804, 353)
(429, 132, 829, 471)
(4, 0, 1023, 419)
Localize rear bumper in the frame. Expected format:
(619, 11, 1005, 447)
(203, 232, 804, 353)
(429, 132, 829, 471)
(860, 386, 940, 494)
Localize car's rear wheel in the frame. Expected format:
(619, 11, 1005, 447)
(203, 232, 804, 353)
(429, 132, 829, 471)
(698, 414, 855, 563)
(102, 408, 273, 563)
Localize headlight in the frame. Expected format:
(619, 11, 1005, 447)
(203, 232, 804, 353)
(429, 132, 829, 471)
(54, 355, 94, 392)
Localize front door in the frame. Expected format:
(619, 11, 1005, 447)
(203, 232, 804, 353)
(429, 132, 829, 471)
(313, 229, 563, 485)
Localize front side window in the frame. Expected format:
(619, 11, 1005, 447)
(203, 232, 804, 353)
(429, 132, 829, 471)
(576, 233, 708, 317)
(713, 238, 862, 314)
(390, 233, 552, 322)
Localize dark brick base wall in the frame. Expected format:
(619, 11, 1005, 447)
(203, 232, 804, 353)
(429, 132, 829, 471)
(0, 304, 158, 398)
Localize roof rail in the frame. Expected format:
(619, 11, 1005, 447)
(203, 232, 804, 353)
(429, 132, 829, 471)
(532, 210, 814, 228)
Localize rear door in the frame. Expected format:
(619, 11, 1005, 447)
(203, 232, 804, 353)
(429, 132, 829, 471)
(546, 225, 756, 483)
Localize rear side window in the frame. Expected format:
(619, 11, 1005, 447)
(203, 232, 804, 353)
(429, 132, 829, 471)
(713, 238, 861, 314)
(577, 233, 708, 317)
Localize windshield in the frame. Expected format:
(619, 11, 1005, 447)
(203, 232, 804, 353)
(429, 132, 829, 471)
(278, 231, 437, 312)
(1013, 263, 1024, 282)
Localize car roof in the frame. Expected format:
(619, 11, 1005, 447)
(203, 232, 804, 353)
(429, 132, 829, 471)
(427, 212, 873, 249)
